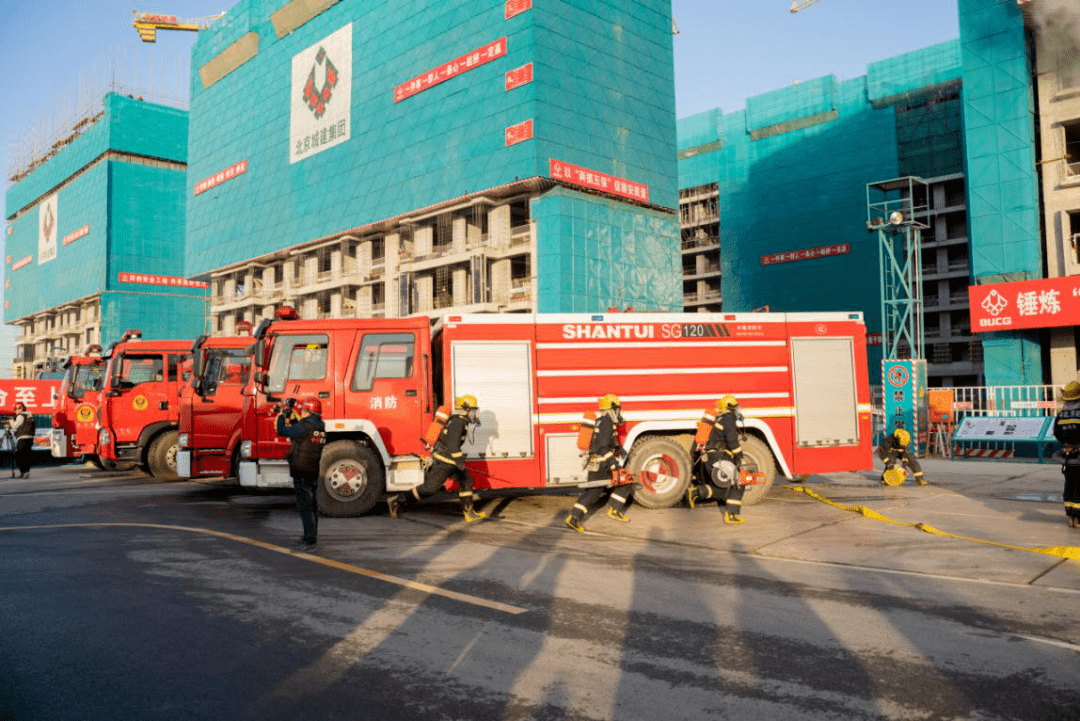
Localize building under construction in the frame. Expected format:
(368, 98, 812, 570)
(3, 94, 207, 378)
(678, 0, 1080, 388)
(185, 0, 680, 332)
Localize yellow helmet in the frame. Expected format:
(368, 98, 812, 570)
(893, 428, 911, 446)
(1063, 381, 1080, 402)
(716, 395, 738, 411)
(598, 393, 620, 410)
(455, 394, 478, 410)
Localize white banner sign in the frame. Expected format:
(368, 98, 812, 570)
(953, 416, 1050, 442)
(290, 23, 352, 164)
(38, 193, 58, 265)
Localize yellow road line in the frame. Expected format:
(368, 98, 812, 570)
(0, 522, 528, 615)
(789, 486, 1080, 561)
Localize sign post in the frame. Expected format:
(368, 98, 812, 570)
(882, 358, 928, 456)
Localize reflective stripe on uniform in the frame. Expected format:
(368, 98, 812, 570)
(433, 453, 455, 465)
(610, 493, 627, 505)
(573, 503, 588, 513)
(727, 499, 742, 508)
(1065, 501, 1080, 510)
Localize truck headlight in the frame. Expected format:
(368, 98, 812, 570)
(98, 429, 111, 445)
(178, 433, 189, 448)
(240, 440, 252, 458)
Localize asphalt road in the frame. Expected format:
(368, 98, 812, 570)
(1, 460, 1078, 720)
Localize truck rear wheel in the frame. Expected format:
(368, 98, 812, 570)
(626, 435, 693, 509)
(147, 431, 180, 481)
(317, 440, 384, 517)
(740, 435, 777, 506)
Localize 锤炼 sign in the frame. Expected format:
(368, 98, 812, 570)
(968, 275, 1080, 332)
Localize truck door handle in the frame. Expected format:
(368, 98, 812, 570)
(318, 392, 330, 399)
(405, 390, 417, 397)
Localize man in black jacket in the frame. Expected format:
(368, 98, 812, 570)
(276, 395, 326, 551)
(1053, 381, 1080, 528)
(689, 395, 747, 525)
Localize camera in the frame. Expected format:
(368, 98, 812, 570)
(272, 397, 298, 415)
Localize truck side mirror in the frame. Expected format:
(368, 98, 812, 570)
(254, 370, 266, 388)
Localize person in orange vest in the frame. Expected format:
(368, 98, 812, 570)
(1052, 381, 1080, 528)
(565, 393, 631, 532)
(688, 395, 747, 524)
(389, 395, 487, 523)
(878, 427, 927, 486)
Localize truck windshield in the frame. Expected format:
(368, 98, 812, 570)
(200, 348, 252, 395)
(70, 361, 105, 399)
(112, 354, 164, 389)
(265, 334, 328, 393)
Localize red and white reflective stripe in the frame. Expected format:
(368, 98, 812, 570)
(538, 392, 790, 405)
(537, 341, 787, 350)
(536, 367, 789, 377)
(961, 448, 1015, 458)
(536, 408, 795, 424)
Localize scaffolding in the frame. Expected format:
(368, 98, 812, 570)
(867, 177, 929, 361)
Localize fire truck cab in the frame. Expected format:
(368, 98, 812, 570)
(237, 312, 873, 517)
(97, 330, 193, 479)
(176, 333, 255, 479)
(50, 346, 106, 463)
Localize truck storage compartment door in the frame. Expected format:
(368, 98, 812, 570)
(790, 337, 859, 447)
(451, 341, 534, 459)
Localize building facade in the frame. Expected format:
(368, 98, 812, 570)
(3, 94, 207, 378)
(186, 0, 681, 332)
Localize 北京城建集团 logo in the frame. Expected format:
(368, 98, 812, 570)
(303, 47, 338, 119)
(981, 289, 1008, 316)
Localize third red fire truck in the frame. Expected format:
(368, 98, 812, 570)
(235, 311, 873, 516)
(97, 331, 193, 479)
(176, 333, 255, 479)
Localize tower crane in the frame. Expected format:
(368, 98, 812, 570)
(132, 11, 223, 43)
(790, 0, 823, 11)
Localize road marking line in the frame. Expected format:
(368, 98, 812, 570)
(1014, 634, 1080, 653)
(0, 522, 527, 615)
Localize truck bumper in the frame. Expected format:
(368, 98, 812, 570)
(238, 460, 292, 488)
(113, 443, 142, 464)
(50, 429, 68, 458)
(176, 450, 191, 479)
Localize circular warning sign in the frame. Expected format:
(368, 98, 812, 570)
(133, 395, 149, 411)
(76, 404, 95, 423)
(887, 365, 909, 388)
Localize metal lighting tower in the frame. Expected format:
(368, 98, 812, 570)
(866, 177, 929, 360)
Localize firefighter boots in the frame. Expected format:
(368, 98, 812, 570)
(460, 492, 487, 523)
(606, 507, 630, 523)
(387, 494, 405, 519)
(724, 512, 745, 525)
(565, 514, 586, 533)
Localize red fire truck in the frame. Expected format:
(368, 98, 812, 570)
(97, 331, 193, 480)
(49, 347, 107, 463)
(176, 334, 255, 479)
(236, 312, 873, 516)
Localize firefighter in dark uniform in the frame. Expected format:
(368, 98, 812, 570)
(877, 428, 926, 486)
(565, 393, 631, 533)
(389, 395, 487, 523)
(276, 395, 326, 552)
(11, 402, 36, 479)
(1052, 381, 1080, 528)
(688, 395, 747, 525)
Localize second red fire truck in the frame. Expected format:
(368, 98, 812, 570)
(235, 311, 873, 516)
(50, 347, 106, 465)
(97, 331, 193, 480)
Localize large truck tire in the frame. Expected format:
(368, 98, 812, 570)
(317, 440, 384, 517)
(626, 435, 693, 509)
(740, 435, 777, 506)
(146, 430, 180, 481)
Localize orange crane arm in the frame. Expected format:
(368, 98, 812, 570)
(132, 11, 223, 43)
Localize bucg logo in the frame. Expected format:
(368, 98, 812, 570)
(303, 47, 338, 119)
(979, 289, 1012, 328)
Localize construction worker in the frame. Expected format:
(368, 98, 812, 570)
(689, 395, 747, 525)
(1052, 381, 1080, 528)
(389, 395, 487, 522)
(877, 427, 927, 486)
(276, 395, 326, 552)
(565, 394, 631, 532)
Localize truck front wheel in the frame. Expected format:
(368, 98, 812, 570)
(740, 435, 777, 506)
(317, 440, 384, 517)
(147, 431, 180, 481)
(626, 435, 693, 509)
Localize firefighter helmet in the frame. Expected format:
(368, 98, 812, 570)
(715, 395, 738, 411)
(1063, 381, 1080, 402)
(455, 395, 478, 411)
(893, 428, 911, 447)
(299, 395, 322, 415)
(598, 393, 620, 410)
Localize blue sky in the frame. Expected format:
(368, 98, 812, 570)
(0, 0, 961, 371)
